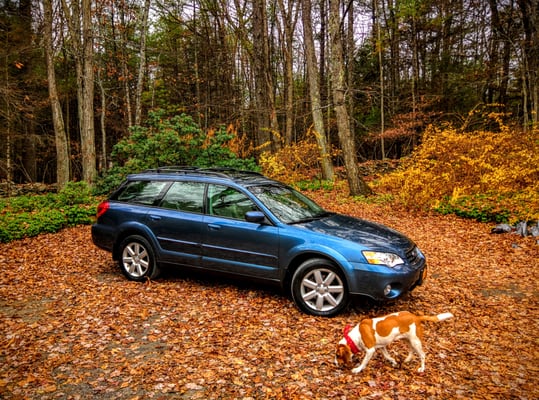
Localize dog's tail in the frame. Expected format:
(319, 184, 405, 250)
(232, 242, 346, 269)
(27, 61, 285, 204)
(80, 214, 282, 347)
(419, 312, 454, 323)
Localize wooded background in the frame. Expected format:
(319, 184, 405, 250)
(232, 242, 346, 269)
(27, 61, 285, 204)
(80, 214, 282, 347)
(1, 0, 537, 193)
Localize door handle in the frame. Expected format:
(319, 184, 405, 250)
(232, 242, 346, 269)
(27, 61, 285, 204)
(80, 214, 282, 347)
(208, 223, 221, 230)
(149, 215, 162, 221)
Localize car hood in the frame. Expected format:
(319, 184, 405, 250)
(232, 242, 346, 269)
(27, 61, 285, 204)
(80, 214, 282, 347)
(296, 213, 412, 250)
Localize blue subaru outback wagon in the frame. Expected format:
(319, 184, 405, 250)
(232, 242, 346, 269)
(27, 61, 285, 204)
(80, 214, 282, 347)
(92, 167, 427, 317)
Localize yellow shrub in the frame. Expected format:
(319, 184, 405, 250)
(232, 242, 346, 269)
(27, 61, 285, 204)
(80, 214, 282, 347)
(376, 125, 539, 222)
(260, 138, 337, 184)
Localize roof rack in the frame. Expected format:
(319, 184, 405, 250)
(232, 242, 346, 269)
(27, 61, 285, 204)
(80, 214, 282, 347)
(143, 166, 263, 179)
(203, 167, 263, 178)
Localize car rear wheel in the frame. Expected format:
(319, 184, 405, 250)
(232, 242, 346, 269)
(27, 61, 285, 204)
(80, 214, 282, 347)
(291, 258, 349, 317)
(119, 235, 160, 281)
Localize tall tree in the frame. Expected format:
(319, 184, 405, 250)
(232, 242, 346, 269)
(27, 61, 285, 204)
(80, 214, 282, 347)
(486, 0, 513, 105)
(328, 0, 371, 195)
(134, 0, 151, 126)
(517, 0, 538, 130)
(0, 1, 17, 183)
(301, 0, 334, 180)
(252, 0, 280, 151)
(276, 0, 299, 146)
(1, 0, 40, 183)
(43, 0, 70, 188)
(61, 0, 97, 184)
(20, 0, 36, 182)
(119, 2, 133, 128)
(346, 0, 355, 133)
(374, 0, 386, 158)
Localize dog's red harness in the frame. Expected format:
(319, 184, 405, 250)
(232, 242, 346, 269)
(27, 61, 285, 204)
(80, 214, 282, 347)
(343, 324, 360, 354)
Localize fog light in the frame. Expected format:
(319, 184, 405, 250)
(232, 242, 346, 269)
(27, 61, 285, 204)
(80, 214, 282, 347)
(384, 284, 392, 296)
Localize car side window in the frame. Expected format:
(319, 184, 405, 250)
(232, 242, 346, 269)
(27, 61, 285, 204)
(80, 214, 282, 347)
(160, 181, 205, 213)
(116, 181, 168, 205)
(207, 184, 258, 220)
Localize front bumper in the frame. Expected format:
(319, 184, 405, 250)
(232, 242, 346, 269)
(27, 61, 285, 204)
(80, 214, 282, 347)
(348, 261, 427, 301)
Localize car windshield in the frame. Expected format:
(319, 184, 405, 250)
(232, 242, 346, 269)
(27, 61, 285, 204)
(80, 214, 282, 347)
(249, 184, 330, 224)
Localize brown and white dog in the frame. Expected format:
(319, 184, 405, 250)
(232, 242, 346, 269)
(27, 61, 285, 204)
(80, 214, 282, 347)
(335, 311, 454, 373)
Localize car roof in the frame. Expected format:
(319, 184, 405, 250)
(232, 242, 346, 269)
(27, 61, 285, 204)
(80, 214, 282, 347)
(126, 166, 278, 187)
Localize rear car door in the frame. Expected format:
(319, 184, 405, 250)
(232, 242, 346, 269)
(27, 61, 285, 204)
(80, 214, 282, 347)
(146, 181, 206, 267)
(201, 184, 280, 280)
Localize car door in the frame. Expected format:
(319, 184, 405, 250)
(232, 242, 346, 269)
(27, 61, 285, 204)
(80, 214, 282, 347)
(146, 181, 206, 267)
(201, 184, 280, 280)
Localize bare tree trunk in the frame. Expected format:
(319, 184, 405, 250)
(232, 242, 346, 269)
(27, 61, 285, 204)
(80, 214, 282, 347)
(252, 0, 280, 151)
(517, 0, 538, 130)
(43, 0, 70, 188)
(3, 35, 12, 183)
(387, 0, 399, 110)
(375, 0, 385, 159)
(61, 0, 96, 184)
(97, 65, 107, 172)
(135, 0, 151, 126)
(319, 0, 327, 106)
(120, 6, 133, 128)
(81, 0, 96, 183)
(252, 0, 270, 149)
(328, 0, 371, 195)
(411, 9, 418, 135)
(346, 0, 355, 137)
(487, 0, 512, 105)
(23, 132, 37, 182)
(276, 0, 298, 146)
(4, 0, 36, 183)
(301, 0, 334, 181)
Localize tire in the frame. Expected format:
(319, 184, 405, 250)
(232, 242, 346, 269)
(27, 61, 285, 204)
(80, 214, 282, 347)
(119, 235, 160, 281)
(291, 258, 349, 317)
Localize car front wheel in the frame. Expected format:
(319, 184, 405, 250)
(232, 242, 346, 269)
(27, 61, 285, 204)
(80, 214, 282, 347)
(291, 258, 349, 317)
(119, 235, 160, 281)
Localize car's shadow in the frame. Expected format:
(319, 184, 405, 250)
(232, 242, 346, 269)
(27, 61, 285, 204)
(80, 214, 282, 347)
(100, 261, 412, 318)
(158, 263, 284, 297)
(158, 264, 408, 318)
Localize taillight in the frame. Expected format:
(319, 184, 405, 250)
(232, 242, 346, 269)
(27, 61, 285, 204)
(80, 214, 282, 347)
(96, 201, 110, 218)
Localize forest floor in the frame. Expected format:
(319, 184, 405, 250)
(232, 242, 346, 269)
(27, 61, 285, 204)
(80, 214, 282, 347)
(1, 191, 538, 399)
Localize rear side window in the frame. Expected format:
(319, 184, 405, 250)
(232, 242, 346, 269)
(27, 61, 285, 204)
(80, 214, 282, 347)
(116, 181, 168, 205)
(160, 181, 205, 213)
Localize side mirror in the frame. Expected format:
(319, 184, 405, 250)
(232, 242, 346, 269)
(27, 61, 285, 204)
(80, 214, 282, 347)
(245, 211, 266, 224)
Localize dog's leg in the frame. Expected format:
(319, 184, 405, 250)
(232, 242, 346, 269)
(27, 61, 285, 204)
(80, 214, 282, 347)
(380, 347, 398, 367)
(403, 341, 414, 364)
(409, 337, 426, 372)
(351, 348, 376, 373)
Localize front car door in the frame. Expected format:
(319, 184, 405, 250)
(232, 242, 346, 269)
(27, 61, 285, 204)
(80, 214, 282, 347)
(201, 184, 280, 280)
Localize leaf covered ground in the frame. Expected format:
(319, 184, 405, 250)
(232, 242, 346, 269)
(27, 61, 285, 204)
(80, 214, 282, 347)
(1, 196, 538, 399)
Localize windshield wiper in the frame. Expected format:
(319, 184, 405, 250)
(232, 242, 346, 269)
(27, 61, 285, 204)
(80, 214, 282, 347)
(289, 211, 333, 224)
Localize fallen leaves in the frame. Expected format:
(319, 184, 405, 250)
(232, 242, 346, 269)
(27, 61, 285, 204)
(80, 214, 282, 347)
(1, 201, 538, 399)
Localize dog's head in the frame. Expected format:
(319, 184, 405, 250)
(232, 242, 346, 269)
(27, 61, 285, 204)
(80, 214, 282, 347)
(334, 343, 354, 368)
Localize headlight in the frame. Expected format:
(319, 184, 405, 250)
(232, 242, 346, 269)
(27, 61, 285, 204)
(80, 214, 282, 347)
(362, 251, 405, 268)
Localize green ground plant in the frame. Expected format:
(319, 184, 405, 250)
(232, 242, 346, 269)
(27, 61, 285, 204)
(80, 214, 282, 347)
(0, 182, 98, 243)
